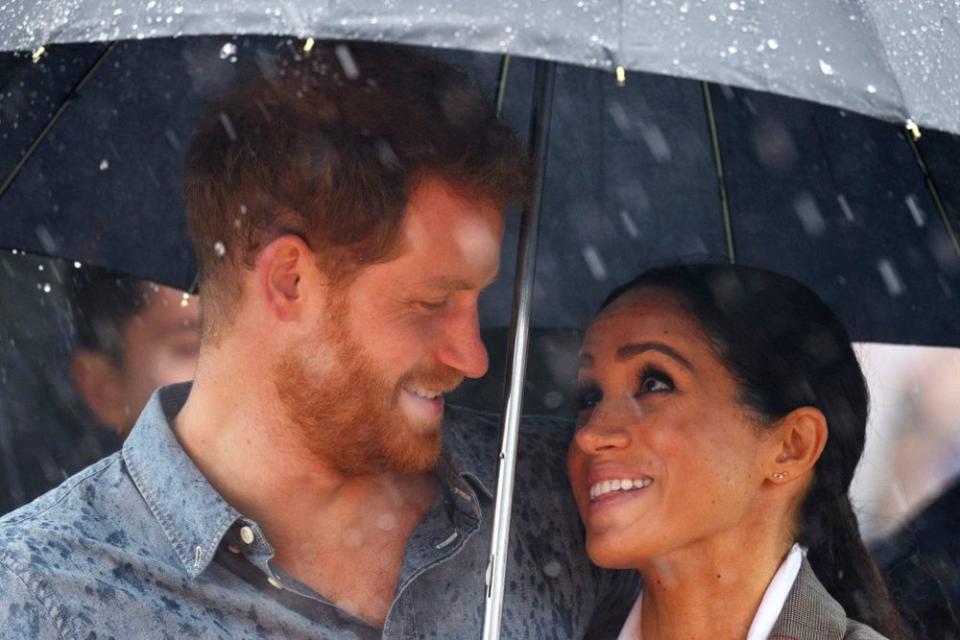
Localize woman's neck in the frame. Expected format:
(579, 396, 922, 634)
(637, 535, 794, 640)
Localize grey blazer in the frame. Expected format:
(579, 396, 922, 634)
(770, 559, 888, 640)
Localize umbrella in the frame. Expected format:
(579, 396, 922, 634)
(3, 0, 960, 134)
(3, 3, 960, 638)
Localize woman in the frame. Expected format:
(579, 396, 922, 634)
(567, 264, 909, 640)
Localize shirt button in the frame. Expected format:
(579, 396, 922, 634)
(267, 575, 284, 590)
(240, 526, 256, 545)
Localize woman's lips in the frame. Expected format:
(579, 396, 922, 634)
(588, 477, 654, 501)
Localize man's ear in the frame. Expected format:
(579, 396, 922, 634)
(70, 351, 129, 435)
(254, 235, 316, 322)
(766, 406, 829, 485)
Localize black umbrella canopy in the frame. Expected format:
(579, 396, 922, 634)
(1, 35, 959, 346)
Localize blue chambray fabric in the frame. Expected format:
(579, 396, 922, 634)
(0, 382, 637, 639)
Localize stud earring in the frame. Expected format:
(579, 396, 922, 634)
(772, 471, 787, 480)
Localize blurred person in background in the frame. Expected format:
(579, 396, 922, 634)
(70, 267, 201, 440)
(872, 357, 960, 640)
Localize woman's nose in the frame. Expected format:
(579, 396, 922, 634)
(573, 406, 632, 454)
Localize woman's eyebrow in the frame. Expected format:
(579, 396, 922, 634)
(615, 342, 694, 371)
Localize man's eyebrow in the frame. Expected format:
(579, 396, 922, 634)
(420, 273, 499, 291)
(615, 342, 694, 370)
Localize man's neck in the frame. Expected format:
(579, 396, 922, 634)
(172, 371, 438, 628)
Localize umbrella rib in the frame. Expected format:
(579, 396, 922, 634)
(905, 134, 960, 263)
(495, 54, 511, 118)
(0, 42, 119, 201)
(701, 82, 736, 263)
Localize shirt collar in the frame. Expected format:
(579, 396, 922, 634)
(123, 382, 242, 580)
(440, 405, 499, 501)
(122, 392, 499, 577)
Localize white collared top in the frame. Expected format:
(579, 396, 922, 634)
(616, 543, 804, 640)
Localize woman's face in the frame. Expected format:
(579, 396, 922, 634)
(567, 289, 779, 570)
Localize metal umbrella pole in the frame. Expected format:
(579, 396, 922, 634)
(481, 59, 556, 640)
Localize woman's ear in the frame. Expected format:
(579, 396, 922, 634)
(767, 407, 828, 485)
(254, 235, 315, 322)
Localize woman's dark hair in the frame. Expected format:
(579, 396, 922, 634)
(600, 262, 909, 640)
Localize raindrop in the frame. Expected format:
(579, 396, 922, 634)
(214, 241, 226, 257)
(904, 195, 925, 227)
(607, 102, 630, 132)
(708, 14, 718, 21)
(113, 8, 123, 15)
(679, 2, 689, 13)
(376, 513, 398, 531)
(818, 60, 835, 76)
(877, 259, 905, 297)
(543, 560, 563, 578)
(146, 0, 156, 8)
(727, 45, 738, 55)
(793, 193, 825, 235)
(335, 44, 360, 80)
(836, 194, 855, 222)
(218, 112, 237, 142)
(619, 210, 640, 239)
(866, 84, 877, 94)
(767, 38, 779, 50)
(37, 264, 44, 272)
(543, 390, 563, 410)
(173, 6, 184, 14)
(99, 159, 109, 171)
(639, 123, 672, 162)
(73, 261, 82, 269)
(582, 245, 608, 281)
(219, 42, 237, 60)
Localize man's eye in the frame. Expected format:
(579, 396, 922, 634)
(416, 299, 448, 312)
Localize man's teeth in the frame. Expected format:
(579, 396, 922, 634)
(407, 388, 442, 400)
(589, 478, 653, 501)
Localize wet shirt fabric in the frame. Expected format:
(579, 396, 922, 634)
(0, 382, 637, 639)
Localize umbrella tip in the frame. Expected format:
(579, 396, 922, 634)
(905, 119, 922, 141)
(31, 45, 46, 63)
(303, 37, 315, 54)
(616, 65, 626, 87)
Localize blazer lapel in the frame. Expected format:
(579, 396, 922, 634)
(768, 559, 848, 640)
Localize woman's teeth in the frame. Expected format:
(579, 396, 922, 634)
(589, 478, 653, 501)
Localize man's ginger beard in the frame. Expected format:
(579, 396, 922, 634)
(273, 291, 464, 476)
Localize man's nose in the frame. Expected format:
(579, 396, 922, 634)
(573, 405, 632, 454)
(435, 304, 489, 379)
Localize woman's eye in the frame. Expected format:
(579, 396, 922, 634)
(575, 385, 602, 411)
(637, 368, 674, 395)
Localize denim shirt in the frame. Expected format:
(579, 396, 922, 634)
(0, 383, 637, 639)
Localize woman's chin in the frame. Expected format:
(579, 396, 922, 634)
(585, 534, 646, 570)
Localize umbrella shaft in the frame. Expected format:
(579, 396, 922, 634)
(481, 59, 556, 640)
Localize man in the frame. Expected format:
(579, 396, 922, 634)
(70, 268, 201, 439)
(0, 43, 635, 638)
